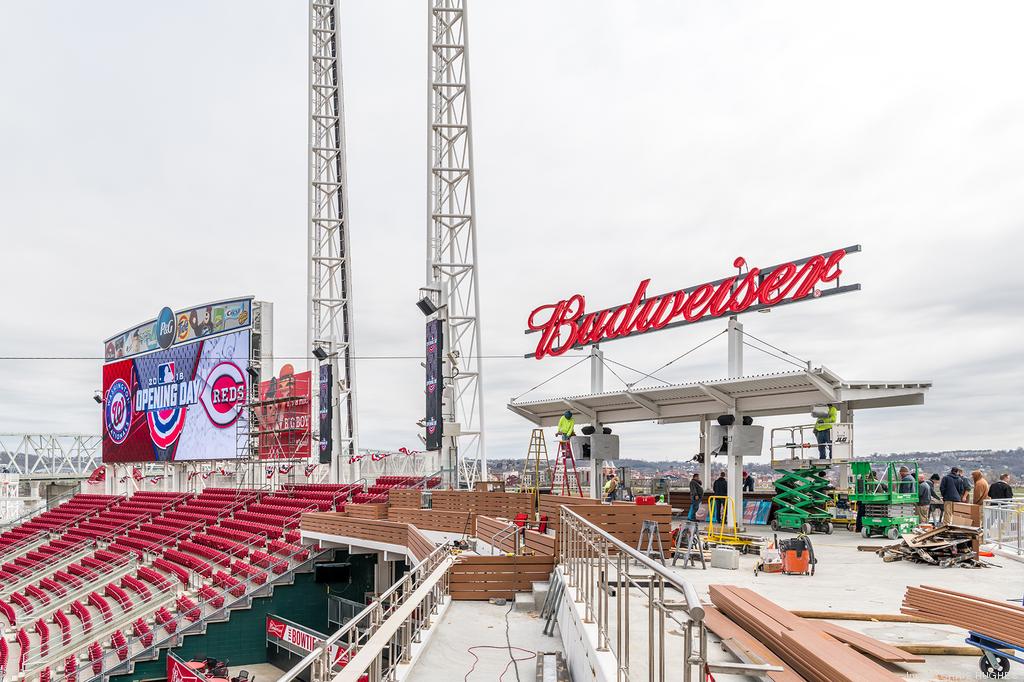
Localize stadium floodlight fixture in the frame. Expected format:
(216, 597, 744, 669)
(312, 346, 330, 362)
(416, 296, 439, 316)
(246, 366, 259, 381)
(92, 392, 102, 404)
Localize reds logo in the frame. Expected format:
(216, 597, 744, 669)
(104, 379, 132, 444)
(200, 362, 247, 427)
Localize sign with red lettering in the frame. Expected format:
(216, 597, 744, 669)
(266, 616, 351, 667)
(525, 246, 860, 359)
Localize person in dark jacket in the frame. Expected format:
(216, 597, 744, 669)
(916, 473, 933, 523)
(898, 466, 916, 494)
(688, 473, 703, 522)
(955, 469, 970, 501)
(927, 473, 943, 523)
(990, 473, 1014, 500)
(939, 467, 963, 524)
(742, 471, 754, 492)
(712, 472, 728, 522)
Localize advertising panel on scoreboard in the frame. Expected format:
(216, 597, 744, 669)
(256, 365, 312, 460)
(104, 297, 252, 363)
(102, 329, 251, 462)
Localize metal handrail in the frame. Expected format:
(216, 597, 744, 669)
(559, 506, 706, 682)
(0, 487, 81, 533)
(490, 522, 521, 555)
(75, 539, 326, 682)
(983, 498, 1024, 556)
(278, 541, 452, 682)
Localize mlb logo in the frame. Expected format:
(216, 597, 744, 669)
(158, 362, 176, 385)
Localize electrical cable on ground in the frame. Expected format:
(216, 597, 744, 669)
(463, 645, 535, 682)
(505, 598, 522, 682)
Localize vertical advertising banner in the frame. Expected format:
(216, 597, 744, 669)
(257, 365, 312, 459)
(425, 320, 443, 451)
(318, 364, 333, 464)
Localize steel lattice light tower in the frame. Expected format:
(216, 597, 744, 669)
(309, 0, 358, 482)
(427, 0, 487, 487)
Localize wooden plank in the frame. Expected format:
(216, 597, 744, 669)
(448, 554, 554, 602)
(791, 610, 926, 624)
(703, 606, 805, 682)
(814, 621, 924, 663)
(710, 585, 904, 682)
(389, 507, 475, 534)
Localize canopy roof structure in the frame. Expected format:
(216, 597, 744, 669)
(507, 366, 930, 427)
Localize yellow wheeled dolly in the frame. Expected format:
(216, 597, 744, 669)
(702, 496, 762, 555)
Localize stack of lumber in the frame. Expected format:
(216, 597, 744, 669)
(875, 525, 989, 567)
(902, 586, 1024, 648)
(708, 585, 921, 682)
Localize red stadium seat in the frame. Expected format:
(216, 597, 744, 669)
(24, 584, 50, 606)
(15, 628, 29, 671)
(88, 642, 103, 674)
(104, 583, 133, 611)
(88, 592, 113, 623)
(133, 617, 153, 646)
(136, 567, 173, 592)
(53, 609, 72, 645)
(154, 606, 177, 634)
(152, 558, 191, 586)
(9, 592, 33, 615)
(112, 629, 129, 661)
(198, 584, 224, 609)
(121, 575, 153, 601)
(70, 600, 92, 633)
(177, 595, 201, 622)
(35, 618, 49, 655)
(39, 578, 67, 599)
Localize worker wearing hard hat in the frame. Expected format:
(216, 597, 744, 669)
(814, 404, 838, 459)
(556, 410, 575, 442)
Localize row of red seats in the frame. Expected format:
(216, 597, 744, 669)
(233, 511, 299, 529)
(220, 519, 284, 540)
(351, 493, 388, 504)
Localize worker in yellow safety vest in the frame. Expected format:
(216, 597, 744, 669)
(814, 404, 838, 459)
(556, 410, 575, 442)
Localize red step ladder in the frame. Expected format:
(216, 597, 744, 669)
(552, 439, 583, 497)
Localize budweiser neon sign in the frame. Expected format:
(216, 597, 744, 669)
(526, 246, 860, 360)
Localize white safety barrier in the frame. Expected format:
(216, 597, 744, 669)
(983, 498, 1024, 558)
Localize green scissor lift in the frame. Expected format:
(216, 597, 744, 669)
(771, 463, 834, 535)
(848, 460, 920, 539)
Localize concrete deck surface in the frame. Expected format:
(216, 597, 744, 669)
(226, 662, 287, 681)
(662, 524, 1024, 681)
(406, 600, 564, 681)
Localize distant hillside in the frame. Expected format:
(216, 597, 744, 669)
(488, 448, 1023, 478)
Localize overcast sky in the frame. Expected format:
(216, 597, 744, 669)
(1, 1, 1022, 463)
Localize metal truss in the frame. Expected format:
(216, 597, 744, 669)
(0, 434, 101, 479)
(428, 0, 487, 487)
(309, 0, 359, 479)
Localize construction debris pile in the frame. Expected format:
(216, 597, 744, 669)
(707, 585, 923, 682)
(873, 524, 989, 567)
(903, 585, 1024, 648)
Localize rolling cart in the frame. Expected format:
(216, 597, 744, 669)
(967, 630, 1024, 679)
